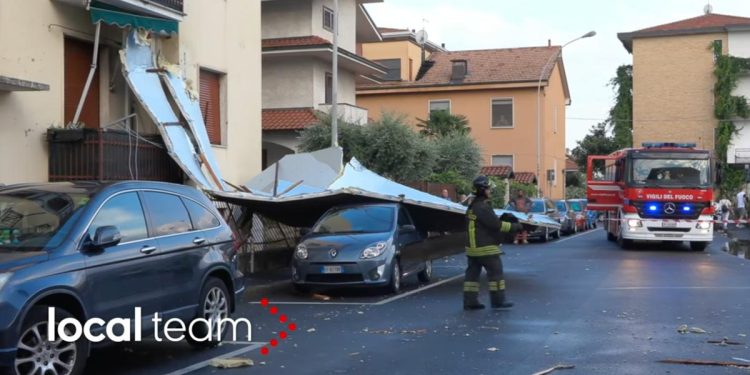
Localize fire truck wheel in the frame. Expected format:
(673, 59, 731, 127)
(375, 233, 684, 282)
(617, 232, 633, 249)
(607, 231, 616, 242)
(690, 242, 708, 251)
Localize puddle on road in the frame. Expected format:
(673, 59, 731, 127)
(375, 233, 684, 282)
(724, 238, 750, 260)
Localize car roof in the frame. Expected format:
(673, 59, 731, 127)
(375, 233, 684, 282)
(0, 181, 205, 201)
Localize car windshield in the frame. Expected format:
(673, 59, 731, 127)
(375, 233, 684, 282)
(555, 201, 567, 212)
(0, 187, 92, 252)
(630, 156, 710, 188)
(313, 206, 395, 234)
(568, 201, 583, 211)
(530, 200, 546, 213)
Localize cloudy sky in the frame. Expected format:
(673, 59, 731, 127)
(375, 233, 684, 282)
(364, 0, 749, 150)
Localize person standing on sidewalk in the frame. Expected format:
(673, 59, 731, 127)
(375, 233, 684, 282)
(463, 176, 522, 310)
(719, 196, 732, 232)
(513, 191, 532, 244)
(736, 188, 747, 228)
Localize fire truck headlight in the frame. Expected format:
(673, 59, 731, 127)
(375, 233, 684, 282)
(627, 219, 642, 228)
(696, 221, 711, 230)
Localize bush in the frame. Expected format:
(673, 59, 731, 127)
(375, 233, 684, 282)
(298, 113, 365, 161)
(509, 181, 537, 199)
(416, 111, 470, 137)
(428, 171, 473, 195)
(431, 132, 482, 180)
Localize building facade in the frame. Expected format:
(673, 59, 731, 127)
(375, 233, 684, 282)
(0, 0, 261, 185)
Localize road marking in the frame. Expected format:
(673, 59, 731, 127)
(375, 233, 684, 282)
(163, 342, 266, 375)
(551, 228, 602, 244)
(373, 274, 463, 306)
(249, 301, 371, 306)
(598, 286, 750, 291)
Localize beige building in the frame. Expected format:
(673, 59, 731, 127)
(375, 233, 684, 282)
(0, 0, 262, 185)
(261, 0, 384, 168)
(357, 45, 571, 199)
(618, 12, 750, 155)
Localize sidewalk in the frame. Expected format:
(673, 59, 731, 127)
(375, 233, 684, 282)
(723, 225, 750, 259)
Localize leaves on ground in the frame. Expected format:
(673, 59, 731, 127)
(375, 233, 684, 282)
(208, 358, 254, 369)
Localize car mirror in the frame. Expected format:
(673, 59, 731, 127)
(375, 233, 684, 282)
(299, 227, 311, 236)
(400, 224, 416, 232)
(91, 226, 122, 249)
(546, 208, 556, 214)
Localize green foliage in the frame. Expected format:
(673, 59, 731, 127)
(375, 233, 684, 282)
(509, 181, 537, 200)
(711, 40, 750, 198)
(298, 113, 365, 161)
(570, 122, 619, 172)
(488, 176, 509, 209)
(431, 132, 482, 180)
(428, 171, 473, 195)
(565, 171, 584, 188)
(608, 65, 633, 149)
(565, 185, 586, 199)
(416, 111, 470, 137)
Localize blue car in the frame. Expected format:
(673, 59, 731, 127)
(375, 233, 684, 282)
(0, 181, 243, 375)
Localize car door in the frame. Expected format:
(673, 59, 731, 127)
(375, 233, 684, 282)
(395, 206, 423, 274)
(82, 191, 164, 323)
(140, 191, 206, 319)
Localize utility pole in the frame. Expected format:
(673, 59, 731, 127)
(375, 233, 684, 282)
(331, 0, 339, 147)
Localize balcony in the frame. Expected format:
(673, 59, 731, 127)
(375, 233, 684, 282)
(56, 0, 184, 21)
(316, 103, 369, 125)
(47, 128, 183, 183)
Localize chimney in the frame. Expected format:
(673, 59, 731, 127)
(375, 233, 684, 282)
(441, 43, 445, 48)
(451, 59, 467, 82)
(548, 39, 551, 47)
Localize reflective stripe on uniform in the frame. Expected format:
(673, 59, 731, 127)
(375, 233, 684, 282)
(468, 211, 477, 249)
(488, 281, 499, 291)
(500, 221, 512, 233)
(499, 280, 506, 290)
(463, 281, 480, 292)
(465, 245, 501, 257)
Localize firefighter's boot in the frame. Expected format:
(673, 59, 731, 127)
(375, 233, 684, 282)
(463, 292, 485, 310)
(490, 281, 514, 309)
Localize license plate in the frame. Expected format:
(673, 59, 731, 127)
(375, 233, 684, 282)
(321, 265, 343, 274)
(661, 221, 677, 228)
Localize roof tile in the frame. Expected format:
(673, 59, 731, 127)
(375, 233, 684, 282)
(262, 36, 331, 49)
(262, 108, 319, 131)
(635, 13, 750, 33)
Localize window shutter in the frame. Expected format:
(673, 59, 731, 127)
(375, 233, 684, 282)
(200, 70, 221, 145)
(64, 38, 100, 128)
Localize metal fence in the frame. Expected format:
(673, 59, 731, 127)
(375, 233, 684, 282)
(151, 0, 183, 12)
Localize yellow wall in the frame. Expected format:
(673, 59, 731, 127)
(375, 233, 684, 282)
(357, 67, 568, 199)
(632, 33, 727, 150)
(361, 40, 427, 81)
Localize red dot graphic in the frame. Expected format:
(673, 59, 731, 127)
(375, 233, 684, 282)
(261, 347, 269, 356)
(270, 339, 278, 347)
(269, 306, 278, 315)
(279, 331, 288, 339)
(279, 314, 287, 323)
(288, 323, 297, 331)
(260, 298, 269, 307)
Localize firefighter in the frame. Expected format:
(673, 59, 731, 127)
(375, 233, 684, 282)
(464, 175, 523, 310)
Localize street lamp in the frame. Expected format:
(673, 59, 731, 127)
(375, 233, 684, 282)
(536, 31, 595, 197)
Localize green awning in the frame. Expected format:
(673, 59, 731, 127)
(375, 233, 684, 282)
(90, 5, 178, 35)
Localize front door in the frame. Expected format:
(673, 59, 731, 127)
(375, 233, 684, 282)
(586, 155, 623, 211)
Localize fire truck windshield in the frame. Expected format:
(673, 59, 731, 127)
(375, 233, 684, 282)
(629, 157, 710, 188)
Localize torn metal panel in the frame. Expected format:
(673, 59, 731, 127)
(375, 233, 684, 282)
(212, 148, 560, 232)
(120, 30, 222, 190)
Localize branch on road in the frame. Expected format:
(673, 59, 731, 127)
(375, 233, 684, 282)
(659, 359, 750, 369)
(531, 364, 575, 375)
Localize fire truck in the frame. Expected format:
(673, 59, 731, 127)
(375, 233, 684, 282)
(586, 143, 715, 251)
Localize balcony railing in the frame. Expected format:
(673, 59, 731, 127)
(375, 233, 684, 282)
(316, 103, 369, 125)
(47, 128, 183, 183)
(149, 0, 183, 13)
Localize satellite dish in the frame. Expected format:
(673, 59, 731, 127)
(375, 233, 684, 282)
(703, 3, 713, 14)
(415, 29, 428, 45)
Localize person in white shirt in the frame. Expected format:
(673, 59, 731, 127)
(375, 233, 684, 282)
(718, 197, 733, 232)
(736, 188, 747, 228)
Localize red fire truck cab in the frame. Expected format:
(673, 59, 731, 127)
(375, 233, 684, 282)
(586, 143, 715, 251)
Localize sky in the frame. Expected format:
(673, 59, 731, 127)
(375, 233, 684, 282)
(363, 0, 750, 150)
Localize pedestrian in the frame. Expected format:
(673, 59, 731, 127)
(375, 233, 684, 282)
(736, 187, 747, 228)
(440, 188, 452, 202)
(513, 191, 532, 244)
(458, 193, 469, 206)
(718, 196, 732, 232)
(463, 175, 523, 310)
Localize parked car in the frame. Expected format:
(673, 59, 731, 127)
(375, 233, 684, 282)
(565, 199, 588, 232)
(526, 198, 562, 242)
(0, 181, 243, 375)
(291, 203, 434, 294)
(554, 200, 577, 235)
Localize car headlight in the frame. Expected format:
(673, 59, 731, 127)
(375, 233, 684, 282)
(295, 244, 308, 260)
(696, 221, 711, 229)
(361, 241, 388, 259)
(627, 219, 642, 228)
(0, 273, 10, 292)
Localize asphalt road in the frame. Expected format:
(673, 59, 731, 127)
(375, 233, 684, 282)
(83, 228, 750, 375)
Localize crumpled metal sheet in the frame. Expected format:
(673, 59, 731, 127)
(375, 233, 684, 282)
(121, 30, 225, 191)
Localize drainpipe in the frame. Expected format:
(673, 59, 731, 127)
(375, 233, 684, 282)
(71, 21, 102, 127)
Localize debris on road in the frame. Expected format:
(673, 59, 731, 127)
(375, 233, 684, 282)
(531, 364, 575, 375)
(677, 325, 688, 334)
(677, 325, 708, 334)
(478, 326, 500, 331)
(486, 347, 499, 352)
(689, 327, 707, 334)
(732, 357, 750, 363)
(312, 293, 331, 301)
(349, 352, 360, 356)
(400, 329, 428, 335)
(209, 358, 254, 369)
(658, 359, 750, 369)
(307, 328, 317, 333)
(707, 338, 744, 346)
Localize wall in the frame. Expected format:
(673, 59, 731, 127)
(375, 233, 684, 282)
(541, 63, 567, 198)
(312, 0, 357, 52)
(261, 0, 312, 39)
(263, 57, 315, 108)
(357, 76, 568, 199)
(632, 33, 727, 151)
(312, 58, 357, 106)
(361, 40, 426, 81)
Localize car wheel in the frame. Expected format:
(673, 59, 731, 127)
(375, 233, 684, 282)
(541, 228, 549, 242)
(417, 260, 432, 283)
(15, 306, 88, 375)
(553, 229, 561, 239)
(187, 277, 230, 348)
(690, 241, 708, 251)
(388, 261, 402, 294)
(617, 231, 633, 249)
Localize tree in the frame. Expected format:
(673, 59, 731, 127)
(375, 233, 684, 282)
(298, 113, 365, 161)
(431, 132, 482, 180)
(608, 65, 633, 149)
(416, 111, 470, 137)
(571, 122, 619, 172)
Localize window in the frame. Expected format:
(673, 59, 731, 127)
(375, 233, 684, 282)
(88, 192, 147, 243)
(397, 208, 413, 227)
(313, 206, 394, 234)
(325, 72, 332, 104)
(143, 192, 192, 236)
(374, 59, 401, 81)
(429, 100, 450, 114)
(323, 6, 334, 31)
(183, 198, 221, 230)
(491, 155, 513, 167)
(200, 69, 223, 145)
(491, 99, 513, 128)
